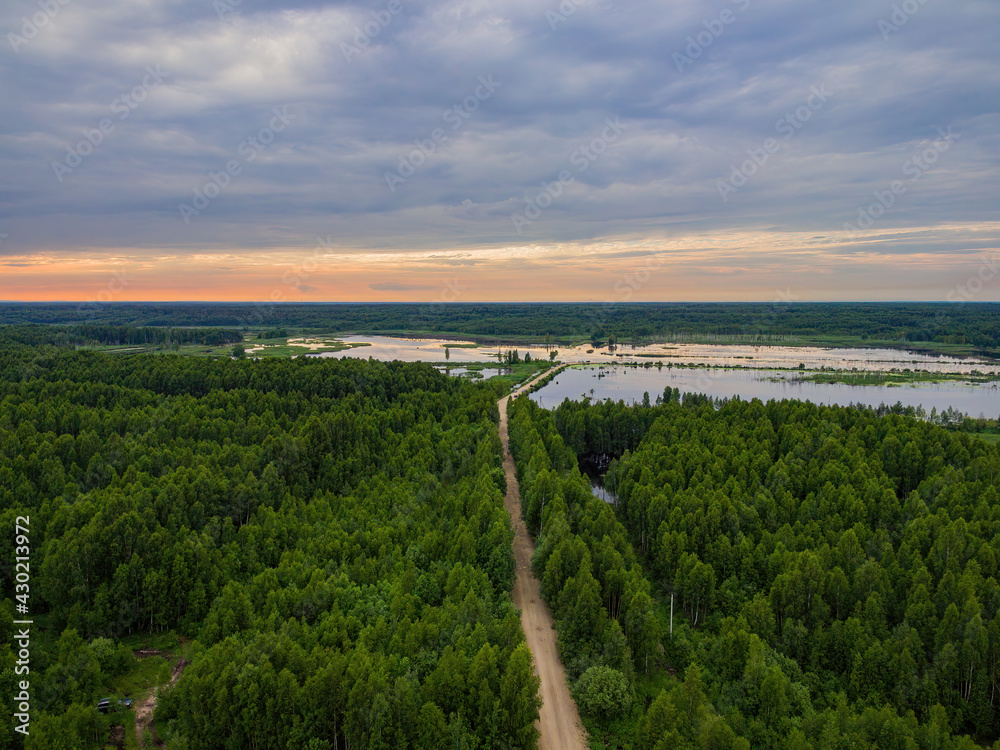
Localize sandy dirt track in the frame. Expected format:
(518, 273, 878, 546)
(498, 368, 587, 750)
(133, 651, 188, 748)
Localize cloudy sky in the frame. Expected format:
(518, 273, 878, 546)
(1, 0, 998, 303)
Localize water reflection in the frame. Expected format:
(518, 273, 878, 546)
(590, 483, 616, 505)
(308, 335, 994, 373)
(531, 365, 1000, 418)
(433, 365, 506, 379)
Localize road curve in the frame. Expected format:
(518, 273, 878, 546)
(498, 367, 588, 750)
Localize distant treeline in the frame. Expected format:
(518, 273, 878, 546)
(1, 302, 997, 349)
(0, 324, 243, 348)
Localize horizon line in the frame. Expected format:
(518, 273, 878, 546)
(2, 300, 998, 306)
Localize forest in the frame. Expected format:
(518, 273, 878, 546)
(0, 325, 243, 349)
(6, 315, 1000, 749)
(507, 388, 1000, 748)
(1, 302, 999, 352)
(0, 344, 540, 749)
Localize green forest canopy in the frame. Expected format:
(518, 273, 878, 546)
(0, 347, 539, 750)
(7, 319, 1000, 749)
(508, 389, 1000, 748)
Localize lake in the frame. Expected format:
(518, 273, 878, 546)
(306, 335, 995, 373)
(530, 365, 1000, 418)
(306, 335, 999, 416)
(433, 365, 506, 379)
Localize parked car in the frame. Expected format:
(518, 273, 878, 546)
(96, 697, 133, 713)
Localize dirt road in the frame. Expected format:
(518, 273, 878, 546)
(498, 368, 587, 750)
(133, 650, 189, 748)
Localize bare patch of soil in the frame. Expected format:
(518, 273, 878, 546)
(134, 654, 189, 748)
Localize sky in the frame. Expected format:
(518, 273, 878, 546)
(1, 0, 998, 303)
